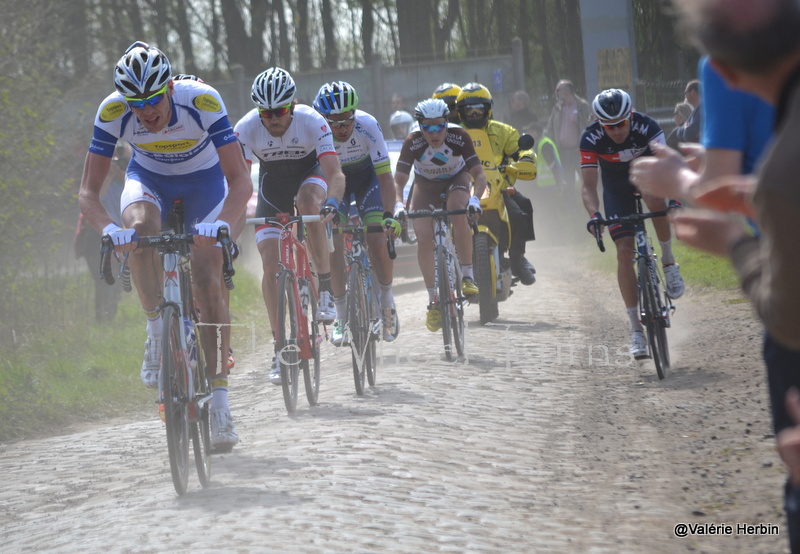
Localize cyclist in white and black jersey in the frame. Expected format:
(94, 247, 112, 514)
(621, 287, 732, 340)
(78, 42, 251, 450)
(234, 67, 346, 385)
(312, 81, 402, 345)
(393, 98, 488, 333)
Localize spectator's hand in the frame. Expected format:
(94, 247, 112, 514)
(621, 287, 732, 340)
(319, 197, 339, 224)
(194, 220, 230, 247)
(671, 208, 748, 257)
(630, 141, 694, 201)
(778, 388, 800, 486)
(678, 142, 706, 173)
(693, 175, 757, 219)
(103, 223, 138, 252)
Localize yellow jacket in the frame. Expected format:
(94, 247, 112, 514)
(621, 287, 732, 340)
(482, 120, 537, 188)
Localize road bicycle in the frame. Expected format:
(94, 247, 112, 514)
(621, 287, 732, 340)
(334, 219, 395, 395)
(246, 213, 324, 414)
(406, 204, 474, 361)
(589, 196, 680, 379)
(100, 199, 235, 495)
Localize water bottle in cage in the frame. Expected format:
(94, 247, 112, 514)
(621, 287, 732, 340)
(299, 279, 310, 316)
(183, 317, 197, 370)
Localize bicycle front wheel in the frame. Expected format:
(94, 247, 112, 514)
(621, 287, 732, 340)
(437, 246, 456, 361)
(347, 264, 369, 395)
(276, 271, 300, 414)
(450, 250, 466, 358)
(301, 279, 321, 406)
(365, 273, 379, 387)
(639, 258, 670, 379)
(161, 305, 190, 495)
(188, 318, 211, 485)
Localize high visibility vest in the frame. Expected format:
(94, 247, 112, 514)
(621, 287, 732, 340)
(535, 136, 561, 188)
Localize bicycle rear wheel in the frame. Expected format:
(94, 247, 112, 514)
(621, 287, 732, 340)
(276, 271, 300, 414)
(188, 318, 211, 485)
(640, 258, 670, 379)
(347, 264, 369, 395)
(161, 305, 190, 495)
(437, 246, 456, 361)
(301, 279, 321, 406)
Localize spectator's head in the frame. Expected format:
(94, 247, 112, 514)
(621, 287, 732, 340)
(456, 82, 493, 129)
(673, 0, 800, 79)
(389, 110, 414, 139)
(432, 83, 462, 122)
(251, 67, 297, 137)
(684, 80, 701, 107)
(510, 90, 530, 112)
(391, 93, 405, 112)
(673, 101, 694, 126)
(528, 120, 545, 140)
(555, 80, 575, 102)
(591, 89, 633, 144)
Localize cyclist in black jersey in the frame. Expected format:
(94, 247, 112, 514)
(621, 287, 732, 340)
(580, 89, 685, 359)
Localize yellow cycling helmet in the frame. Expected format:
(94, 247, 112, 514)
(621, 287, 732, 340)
(432, 83, 461, 107)
(456, 82, 493, 128)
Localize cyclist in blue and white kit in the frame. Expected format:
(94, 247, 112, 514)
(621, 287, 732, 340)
(581, 89, 685, 359)
(312, 82, 402, 345)
(78, 42, 251, 450)
(234, 67, 346, 384)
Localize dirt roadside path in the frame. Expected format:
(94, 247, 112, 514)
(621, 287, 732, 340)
(0, 239, 787, 553)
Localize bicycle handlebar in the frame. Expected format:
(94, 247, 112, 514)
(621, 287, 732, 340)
(99, 227, 236, 290)
(588, 200, 681, 253)
(246, 214, 323, 225)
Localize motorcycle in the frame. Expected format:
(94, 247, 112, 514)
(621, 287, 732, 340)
(466, 129, 535, 324)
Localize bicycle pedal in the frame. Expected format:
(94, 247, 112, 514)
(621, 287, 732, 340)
(210, 444, 234, 455)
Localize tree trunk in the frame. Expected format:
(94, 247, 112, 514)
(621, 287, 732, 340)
(296, 0, 312, 71)
(221, 0, 248, 69)
(321, 0, 338, 68)
(174, 0, 197, 75)
(361, 0, 374, 66)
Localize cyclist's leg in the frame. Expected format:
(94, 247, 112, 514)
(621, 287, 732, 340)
(445, 172, 473, 267)
(643, 193, 684, 297)
(121, 171, 167, 388)
(409, 177, 443, 293)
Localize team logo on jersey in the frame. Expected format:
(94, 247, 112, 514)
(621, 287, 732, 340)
(192, 94, 222, 113)
(100, 101, 127, 122)
(137, 139, 198, 153)
(431, 152, 449, 166)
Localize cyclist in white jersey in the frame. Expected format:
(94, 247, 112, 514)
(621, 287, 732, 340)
(234, 67, 346, 385)
(312, 81, 402, 345)
(78, 42, 251, 451)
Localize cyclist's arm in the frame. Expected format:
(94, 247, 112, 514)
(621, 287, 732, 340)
(319, 152, 346, 203)
(78, 152, 115, 233)
(581, 166, 601, 216)
(216, 141, 252, 228)
(468, 164, 488, 199)
(394, 170, 410, 205)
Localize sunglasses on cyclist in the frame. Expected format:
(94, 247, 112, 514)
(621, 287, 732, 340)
(602, 118, 630, 130)
(258, 104, 293, 119)
(124, 84, 169, 109)
(326, 115, 355, 128)
(420, 123, 446, 133)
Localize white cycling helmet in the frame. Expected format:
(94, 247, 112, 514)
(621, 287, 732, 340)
(251, 67, 297, 109)
(414, 98, 449, 121)
(591, 89, 632, 123)
(313, 81, 359, 115)
(390, 110, 414, 138)
(113, 41, 172, 97)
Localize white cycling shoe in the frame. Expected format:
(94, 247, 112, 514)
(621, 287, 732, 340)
(210, 407, 239, 452)
(663, 263, 685, 299)
(630, 330, 650, 360)
(316, 290, 336, 324)
(269, 354, 282, 385)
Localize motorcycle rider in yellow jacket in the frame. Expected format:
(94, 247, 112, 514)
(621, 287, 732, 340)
(456, 83, 538, 285)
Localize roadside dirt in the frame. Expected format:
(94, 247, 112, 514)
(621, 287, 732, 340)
(0, 211, 788, 553)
